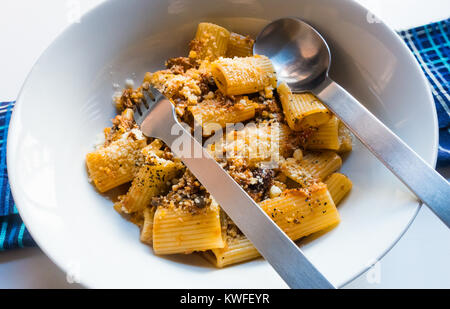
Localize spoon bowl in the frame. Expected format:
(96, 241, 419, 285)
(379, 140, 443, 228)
(254, 17, 330, 91)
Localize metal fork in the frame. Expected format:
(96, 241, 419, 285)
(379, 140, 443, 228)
(134, 86, 335, 289)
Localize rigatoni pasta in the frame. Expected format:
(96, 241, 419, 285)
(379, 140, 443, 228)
(205, 235, 260, 268)
(226, 32, 254, 57)
(281, 151, 342, 186)
(114, 154, 182, 214)
(189, 96, 256, 134)
(306, 116, 340, 150)
(211, 55, 277, 95)
(338, 121, 353, 153)
(324, 173, 353, 205)
(87, 22, 354, 269)
(86, 129, 147, 192)
(190, 23, 230, 61)
(261, 184, 340, 241)
(301, 151, 343, 181)
(207, 121, 293, 166)
(140, 206, 156, 245)
(153, 201, 224, 255)
(277, 82, 331, 131)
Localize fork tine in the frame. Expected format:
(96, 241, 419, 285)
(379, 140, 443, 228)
(135, 88, 155, 125)
(149, 85, 163, 100)
(146, 89, 155, 102)
(134, 85, 170, 127)
(142, 89, 156, 108)
(135, 102, 142, 116)
(142, 96, 149, 109)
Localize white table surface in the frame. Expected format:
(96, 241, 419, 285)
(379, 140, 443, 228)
(0, 0, 449, 289)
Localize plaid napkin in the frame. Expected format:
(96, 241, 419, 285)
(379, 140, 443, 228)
(0, 101, 34, 250)
(1, 19, 449, 251)
(398, 19, 450, 167)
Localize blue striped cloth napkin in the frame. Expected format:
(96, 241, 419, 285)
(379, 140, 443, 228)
(1, 19, 449, 251)
(0, 101, 34, 250)
(399, 19, 450, 166)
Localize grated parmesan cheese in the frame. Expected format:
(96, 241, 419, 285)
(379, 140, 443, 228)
(269, 185, 282, 198)
(125, 78, 135, 89)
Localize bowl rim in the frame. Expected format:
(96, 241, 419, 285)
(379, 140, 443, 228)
(7, 0, 439, 288)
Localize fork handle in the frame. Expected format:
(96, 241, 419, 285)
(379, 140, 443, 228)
(147, 99, 335, 289)
(313, 77, 450, 228)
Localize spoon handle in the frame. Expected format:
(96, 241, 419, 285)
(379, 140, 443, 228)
(313, 78, 450, 228)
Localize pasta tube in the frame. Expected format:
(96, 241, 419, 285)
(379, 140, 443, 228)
(226, 32, 254, 57)
(86, 129, 147, 192)
(190, 23, 230, 61)
(189, 96, 256, 135)
(205, 236, 260, 268)
(153, 202, 224, 255)
(211, 55, 276, 95)
(282, 151, 342, 186)
(324, 173, 353, 205)
(221, 122, 287, 165)
(337, 121, 353, 153)
(140, 206, 156, 245)
(277, 82, 331, 131)
(114, 154, 182, 214)
(306, 116, 340, 150)
(261, 184, 340, 241)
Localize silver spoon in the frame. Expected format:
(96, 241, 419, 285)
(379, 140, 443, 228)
(254, 17, 450, 228)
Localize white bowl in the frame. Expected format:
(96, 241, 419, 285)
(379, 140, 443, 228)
(7, 0, 437, 288)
